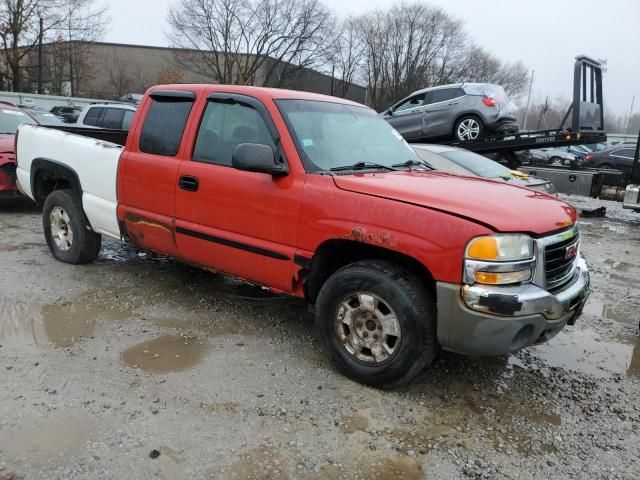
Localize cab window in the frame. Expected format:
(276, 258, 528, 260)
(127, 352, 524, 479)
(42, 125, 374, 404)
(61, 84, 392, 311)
(192, 101, 275, 166)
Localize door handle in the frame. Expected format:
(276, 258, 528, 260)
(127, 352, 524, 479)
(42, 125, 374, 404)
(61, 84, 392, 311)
(179, 176, 199, 192)
(447, 102, 458, 106)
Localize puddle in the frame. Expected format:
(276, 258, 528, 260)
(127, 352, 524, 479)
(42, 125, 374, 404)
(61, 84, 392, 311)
(583, 295, 639, 325)
(527, 328, 640, 377)
(0, 294, 131, 348)
(121, 335, 208, 373)
(0, 413, 92, 459)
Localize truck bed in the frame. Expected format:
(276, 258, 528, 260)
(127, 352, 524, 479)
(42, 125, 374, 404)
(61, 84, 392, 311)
(16, 125, 124, 239)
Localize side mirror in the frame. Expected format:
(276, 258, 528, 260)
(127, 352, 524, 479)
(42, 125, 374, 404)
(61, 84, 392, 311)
(232, 143, 288, 176)
(387, 108, 394, 116)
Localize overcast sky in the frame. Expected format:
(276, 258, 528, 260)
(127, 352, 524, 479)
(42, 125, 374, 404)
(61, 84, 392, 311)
(104, 0, 639, 117)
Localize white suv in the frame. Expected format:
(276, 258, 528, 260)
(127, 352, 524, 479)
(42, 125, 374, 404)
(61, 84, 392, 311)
(76, 103, 137, 131)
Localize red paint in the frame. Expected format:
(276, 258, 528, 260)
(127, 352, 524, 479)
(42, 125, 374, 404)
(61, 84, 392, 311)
(117, 84, 578, 295)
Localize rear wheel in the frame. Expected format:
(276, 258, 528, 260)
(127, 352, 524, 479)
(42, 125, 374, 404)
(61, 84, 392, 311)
(454, 116, 484, 141)
(315, 260, 437, 389)
(43, 190, 101, 264)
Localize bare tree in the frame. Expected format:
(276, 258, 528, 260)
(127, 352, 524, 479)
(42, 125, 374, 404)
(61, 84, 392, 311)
(166, 0, 333, 86)
(325, 17, 364, 98)
(460, 46, 528, 97)
(56, 0, 109, 96)
(354, 3, 467, 110)
(0, 0, 63, 91)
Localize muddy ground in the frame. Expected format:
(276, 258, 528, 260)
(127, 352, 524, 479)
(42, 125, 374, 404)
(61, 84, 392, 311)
(0, 195, 639, 480)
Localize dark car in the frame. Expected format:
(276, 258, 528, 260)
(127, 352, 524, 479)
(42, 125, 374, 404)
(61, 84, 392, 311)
(381, 83, 519, 142)
(50, 106, 83, 123)
(516, 148, 581, 168)
(585, 144, 638, 176)
(412, 144, 556, 194)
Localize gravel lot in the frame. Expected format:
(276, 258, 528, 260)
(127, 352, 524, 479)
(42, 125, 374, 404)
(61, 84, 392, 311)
(1, 195, 639, 480)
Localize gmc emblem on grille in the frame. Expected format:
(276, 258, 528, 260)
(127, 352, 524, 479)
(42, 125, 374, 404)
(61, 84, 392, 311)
(565, 243, 579, 260)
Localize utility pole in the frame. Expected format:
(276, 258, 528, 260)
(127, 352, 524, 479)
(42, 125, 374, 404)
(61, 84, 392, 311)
(522, 70, 535, 131)
(625, 95, 635, 137)
(37, 17, 43, 94)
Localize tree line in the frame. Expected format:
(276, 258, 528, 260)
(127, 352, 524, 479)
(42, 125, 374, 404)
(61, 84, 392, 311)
(167, 0, 529, 110)
(0, 0, 108, 95)
(0, 0, 528, 111)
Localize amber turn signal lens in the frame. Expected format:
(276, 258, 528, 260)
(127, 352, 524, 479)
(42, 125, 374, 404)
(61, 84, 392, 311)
(466, 237, 499, 260)
(475, 270, 532, 285)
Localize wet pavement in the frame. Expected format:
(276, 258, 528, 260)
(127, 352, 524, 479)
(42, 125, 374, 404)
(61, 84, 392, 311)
(1, 196, 639, 479)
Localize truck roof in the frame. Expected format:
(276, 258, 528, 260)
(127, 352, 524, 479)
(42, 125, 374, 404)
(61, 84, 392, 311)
(147, 84, 366, 108)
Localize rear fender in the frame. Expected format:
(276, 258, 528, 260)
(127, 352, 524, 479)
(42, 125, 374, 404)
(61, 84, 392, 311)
(30, 158, 83, 205)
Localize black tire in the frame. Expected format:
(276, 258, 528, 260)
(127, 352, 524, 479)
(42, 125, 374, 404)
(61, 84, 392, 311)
(598, 163, 614, 170)
(315, 260, 437, 389)
(453, 115, 484, 142)
(42, 189, 101, 264)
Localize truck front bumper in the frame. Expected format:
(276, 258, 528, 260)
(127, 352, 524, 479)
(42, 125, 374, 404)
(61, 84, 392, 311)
(436, 256, 590, 356)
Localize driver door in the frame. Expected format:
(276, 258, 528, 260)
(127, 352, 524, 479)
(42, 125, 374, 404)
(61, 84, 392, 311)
(384, 93, 426, 139)
(174, 92, 304, 292)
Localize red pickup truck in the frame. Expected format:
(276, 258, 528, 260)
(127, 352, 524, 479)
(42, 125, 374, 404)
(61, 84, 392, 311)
(15, 85, 590, 388)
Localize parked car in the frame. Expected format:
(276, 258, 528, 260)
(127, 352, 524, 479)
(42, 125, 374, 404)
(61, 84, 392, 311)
(76, 103, 137, 130)
(381, 83, 519, 142)
(0, 104, 37, 198)
(26, 111, 67, 126)
(16, 84, 590, 388)
(554, 145, 592, 160)
(585, 144, 638, 176)
(117, 93, 143, 104)
(50, 106, 83, 123)
(412, 144, 556, 194)
(516, 148, 581, 168)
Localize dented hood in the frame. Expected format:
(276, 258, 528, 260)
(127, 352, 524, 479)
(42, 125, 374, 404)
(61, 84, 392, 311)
(332, 171, 576, 235)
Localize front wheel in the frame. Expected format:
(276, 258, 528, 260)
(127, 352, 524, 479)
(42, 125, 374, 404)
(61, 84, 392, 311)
(454, 116, 484, 141)
(43, 190, 101, 264)
(315, 260, 437, 389)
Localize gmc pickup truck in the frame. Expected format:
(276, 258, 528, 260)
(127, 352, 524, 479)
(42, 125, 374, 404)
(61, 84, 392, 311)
(15, 85, 590, 388)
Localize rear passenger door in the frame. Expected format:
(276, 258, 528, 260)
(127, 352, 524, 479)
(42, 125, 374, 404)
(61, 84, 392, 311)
(423, 88, 465, 137)
(119, 91, 196, 257)
(174, 93, 303, 292)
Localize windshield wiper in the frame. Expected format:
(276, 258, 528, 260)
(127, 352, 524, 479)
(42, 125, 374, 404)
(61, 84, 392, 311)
(392, 159, 434, 170)
(330, 161, 398, 172)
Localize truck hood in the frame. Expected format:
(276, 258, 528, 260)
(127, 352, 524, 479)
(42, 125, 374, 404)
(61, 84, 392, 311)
(332, 171, 576, 235)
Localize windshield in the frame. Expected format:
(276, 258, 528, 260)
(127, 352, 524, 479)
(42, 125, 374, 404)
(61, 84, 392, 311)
(33, 113, 65, 126)
(0, 108, 37, 133)
(438, 149, 513, 178)
(276, 99, 420, 172)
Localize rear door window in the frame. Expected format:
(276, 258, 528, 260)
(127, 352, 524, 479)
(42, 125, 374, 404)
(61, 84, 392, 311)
(192, 100, 275, 166)
(139, 98, 194, 156)
(101, 108, 126, 129)
(83, 107, 104, 126)
(427, 88, 464, 104)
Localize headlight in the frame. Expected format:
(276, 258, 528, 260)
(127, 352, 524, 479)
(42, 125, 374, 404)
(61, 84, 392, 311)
(464, 234, 535, 285)
(466, 234, 534, 262)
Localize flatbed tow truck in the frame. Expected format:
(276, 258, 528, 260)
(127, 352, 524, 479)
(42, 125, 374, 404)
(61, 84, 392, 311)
(405, 56, 616, 198)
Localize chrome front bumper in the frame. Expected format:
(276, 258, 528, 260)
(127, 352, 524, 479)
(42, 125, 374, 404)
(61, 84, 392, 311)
(436, 256, 590, 356)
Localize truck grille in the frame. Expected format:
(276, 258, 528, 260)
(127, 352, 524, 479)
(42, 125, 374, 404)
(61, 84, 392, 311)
(544, 233, 579, 293)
